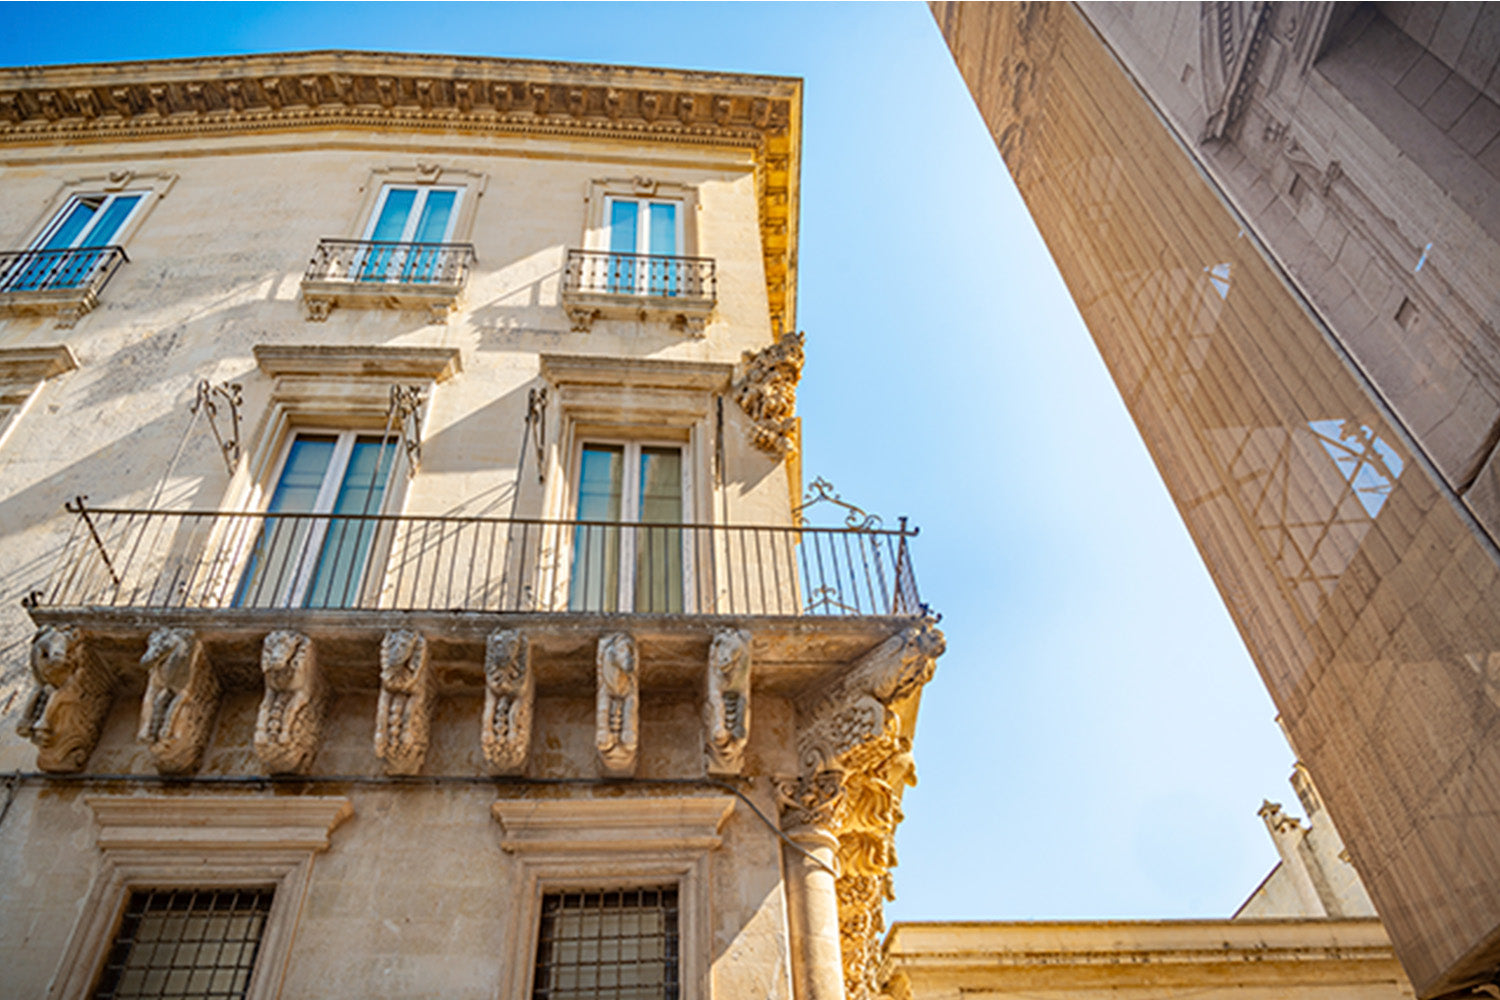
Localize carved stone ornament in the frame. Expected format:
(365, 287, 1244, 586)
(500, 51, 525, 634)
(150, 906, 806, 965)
(779, 615, 945, 1000)
(595, 632, 639, 778)
(374, 629, 434, 776)
(138, 627, 221, 774)
(732, 328, 805, 458)
(482, 629, 534, 775)
(704, 628, 752, 775)
(18, 625, 115, 773)
(254, 630, 328, 774)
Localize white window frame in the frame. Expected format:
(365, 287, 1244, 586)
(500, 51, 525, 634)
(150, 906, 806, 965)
(567, 437, 696, 613)
(598, 195, 686, 257)
(29, 191, 150, 251)
(237, 428, 406, 609)
(48, 796, 351, 1000)
(360, 184, 465, 244)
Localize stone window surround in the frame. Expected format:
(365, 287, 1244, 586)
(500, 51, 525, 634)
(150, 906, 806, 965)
(581, 176, 701, 255)
(345, 163, 488, 243)
(0, 345, 76, 450)
(47, 795, 352, 1000)
(13, 169, 177, 250)
(537, 353, 732, 527)
(490, 795, 734, 1000)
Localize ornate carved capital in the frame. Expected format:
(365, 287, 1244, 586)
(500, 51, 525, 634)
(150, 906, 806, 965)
(704, 628, 752, 775)
(374, 629, 434, 776)
(19, 625, 115, 773)
(254, 630, 328, 774)
(784, 616, 944, 1000)
(733, 329, 804, 458)
(138, 627, 221, 774)
(482, 629, 534, 775)
(596, 632, 638, 778)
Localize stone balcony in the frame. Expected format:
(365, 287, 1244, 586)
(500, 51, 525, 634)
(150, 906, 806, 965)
(0, 245, 128, 328)
(560, 248, 717, 336)
(299, 238, 476, 323)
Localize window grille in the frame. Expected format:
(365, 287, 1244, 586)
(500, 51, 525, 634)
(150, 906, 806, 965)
(93, 888, 274, 1000)
(532, 887, 680, 1000)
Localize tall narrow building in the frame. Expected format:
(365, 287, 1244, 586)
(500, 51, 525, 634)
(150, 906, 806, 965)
(931, 3, 1500, 996)
(0, 51, 941, 1000)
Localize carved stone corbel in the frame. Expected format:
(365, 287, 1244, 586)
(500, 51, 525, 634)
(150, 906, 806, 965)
(138, 627, 221, 774)
(733, 329, 805, 458)
(565, 304, 599, 333)
(18, 625, 115, 773)
(704, 628, 751, 775)
(254, 630, 328, 774)
(596, 632, 638, 778)
(779, 616, 945, 1000)
(374, 629, 434, 776)
(482, 629, 534, 775)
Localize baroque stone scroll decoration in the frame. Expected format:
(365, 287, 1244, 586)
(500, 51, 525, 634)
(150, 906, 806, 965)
(732, 328, 804, 458)
(703, 628, 752, 775)
(254, 630, 329, 774)
(374, 629, 434, 776)
(482, 629, 534, 775)
(774, 616, 945, 1000)
(596, 632, 639, 778)
(17, 625, 116, 773)
(138, 627, 222, 774)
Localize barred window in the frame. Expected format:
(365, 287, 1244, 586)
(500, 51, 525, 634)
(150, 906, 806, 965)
(532, 887, 680, 1000)
(93, 888, 274, 1000)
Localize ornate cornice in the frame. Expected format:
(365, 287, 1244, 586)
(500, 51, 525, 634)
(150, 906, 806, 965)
(0, 50, 802, 332)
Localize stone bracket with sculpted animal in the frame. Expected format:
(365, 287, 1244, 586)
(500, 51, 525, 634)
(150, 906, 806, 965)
(254, 630, 328, 774)
(138, 627, 222, 774)
(19, 625, 116, 773)
(704, 628, 752, 775)
(596, 632, 639, 777)
(374, 629, 434, 776)
(482, 629, 534, 775)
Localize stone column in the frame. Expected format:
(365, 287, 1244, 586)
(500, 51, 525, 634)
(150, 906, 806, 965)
(783, 824, 845, 1000)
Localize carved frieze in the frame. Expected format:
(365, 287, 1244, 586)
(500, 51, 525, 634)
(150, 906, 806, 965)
(732, 329, 805, 458)
(777, 615, 945, 1000)
(482, 629, 534, 775)
(254, 630, 328, 774)
(595, 632, 639, 778)
(374, 629, 434, 776)
(18, 625, 115, 773)
(703, 628, 752, 775)
(138, 627, 221, 774)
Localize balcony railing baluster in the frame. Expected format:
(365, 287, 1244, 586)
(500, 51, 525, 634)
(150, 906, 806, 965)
(562, 249, 715, 301)
(304, 239, 475, 287)
(0, 246, 128, 297)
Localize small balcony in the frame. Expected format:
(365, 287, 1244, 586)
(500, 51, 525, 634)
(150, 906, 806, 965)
(560, 249, 716, 336)
(0, 246, 128, 328)
(27, 501, 924, 689)
(300, 238, 476, 323)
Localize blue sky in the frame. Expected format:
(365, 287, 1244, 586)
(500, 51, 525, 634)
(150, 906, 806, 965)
(0, 2, 1294, 920)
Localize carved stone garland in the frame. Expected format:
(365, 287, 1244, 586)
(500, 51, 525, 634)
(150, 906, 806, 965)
(704, 628, 752, 775)
(18, 625, 116, 773)
(775, 617, 945, 1000)
(733, 329, 805, 458)
(138, 627, 222, 774)
(374, 629, 434, 776)
(482, 629, 534, 775)
(254, 630, 328, 775)
(596, 632, 639, 778)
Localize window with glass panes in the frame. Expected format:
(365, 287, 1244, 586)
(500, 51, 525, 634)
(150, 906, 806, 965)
(358, 184, 462, 283)
(3, 191, 145, 292)
(531, 888, 679, 1000)
(91, 888, 274, 1000)
(603, 197, 682, 296)
(569, 442, 685, 613)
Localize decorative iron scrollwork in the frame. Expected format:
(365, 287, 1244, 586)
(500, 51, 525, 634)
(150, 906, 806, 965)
(526, 386, 547, 482)
(192, 379, 242, 474)
(389, 384, 425, 475)
(794, 477, 882, 531)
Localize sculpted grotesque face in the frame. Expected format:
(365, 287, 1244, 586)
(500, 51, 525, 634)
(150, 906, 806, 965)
(31, 625, 80, 688)
(485, 631, 527, 692)
(259, 630, 313, 744)
(380, 629, 423, 692)
(599, 633, 635, 695)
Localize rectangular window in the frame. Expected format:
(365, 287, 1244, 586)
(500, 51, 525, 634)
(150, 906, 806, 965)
(92, 888, 274, 1000)
(235, 431, 397, 608)
(358, 184, 462, 283)
(532, 887, 680, 1000)
(604, 197, 681, 296)
(569, 442, 685, 613)
(2, 191, 144, 292)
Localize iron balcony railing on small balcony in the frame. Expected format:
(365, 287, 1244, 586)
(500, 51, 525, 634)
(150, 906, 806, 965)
(300, 238, 477, 322)
(560, 249, 716, 335)
(0, 246, 128, 326)
(33, 500, 922, 619)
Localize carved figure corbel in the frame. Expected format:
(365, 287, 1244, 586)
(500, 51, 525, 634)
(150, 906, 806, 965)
(732, 329, 805, 458)
(565, 305, 599, 333)
(704, 628, 751, 775)
(374, 629, 434, 775)
(138, 627, 221, 774)
(482, 629, 534, 774)
(595, 632, 638, 777)
(18, 625, 115, 773)
(254, 630, 328, 774)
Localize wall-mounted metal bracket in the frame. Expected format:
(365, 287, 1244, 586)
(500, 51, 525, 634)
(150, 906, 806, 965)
(192, 380, 242, 474)
(389, 384, 426, 476)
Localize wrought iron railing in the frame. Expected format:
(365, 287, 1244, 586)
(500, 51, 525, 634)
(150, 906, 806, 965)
(563, 249, 716, 301)
(31, 500, 921, 618)
(0, 246, 128, 295)
(304, 239, 476, 287)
